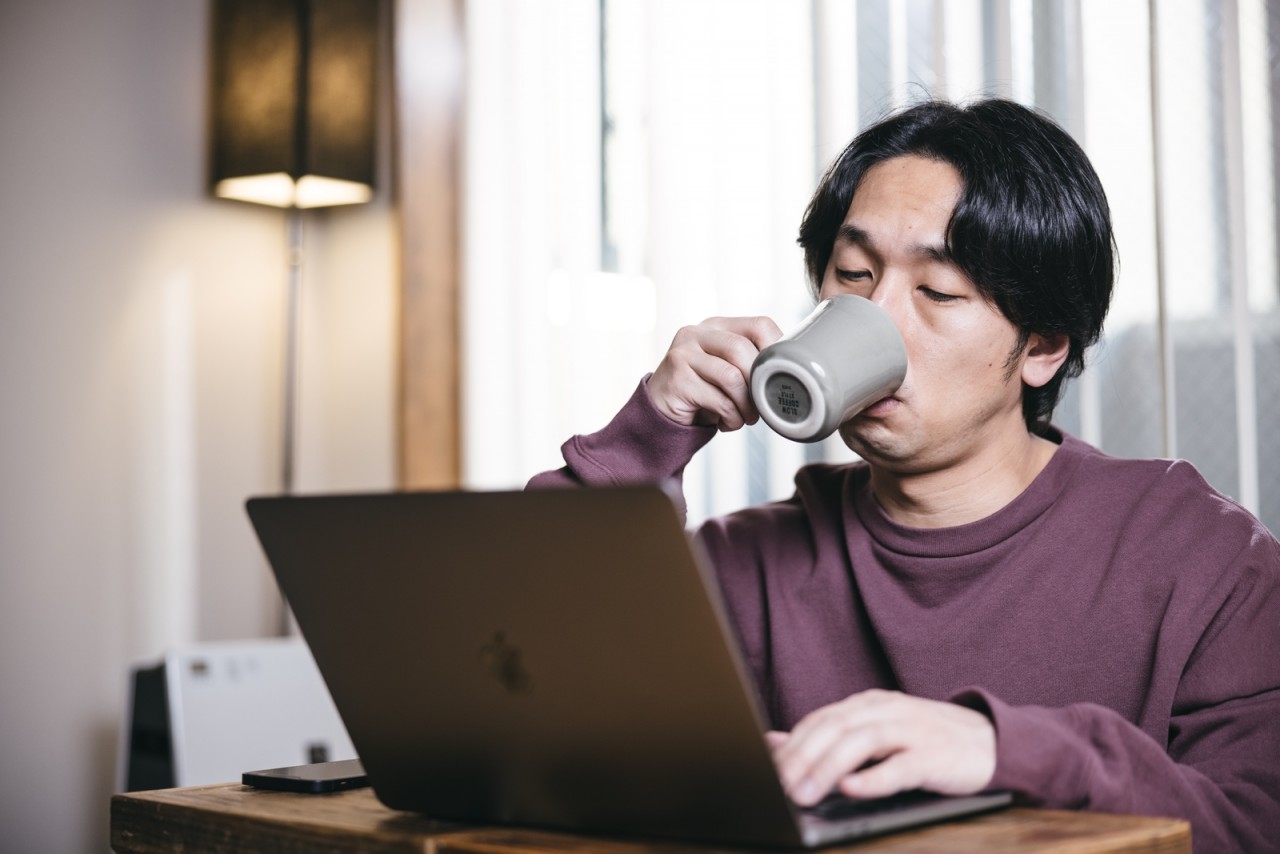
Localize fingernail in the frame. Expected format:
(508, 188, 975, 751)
(794, 780, 819, 804)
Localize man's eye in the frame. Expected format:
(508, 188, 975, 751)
(836, 269, 871, 282)
(919, 286, 959, 303)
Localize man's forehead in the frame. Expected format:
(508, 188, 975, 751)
(834, 222, 952, 265)
(837, 155, 961, 244)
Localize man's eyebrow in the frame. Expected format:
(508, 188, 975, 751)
(836, 223, 954, 265)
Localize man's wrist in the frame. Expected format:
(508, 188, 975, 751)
(562, 375, 714, 486)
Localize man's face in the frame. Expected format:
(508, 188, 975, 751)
(819, 154, 1032, 474)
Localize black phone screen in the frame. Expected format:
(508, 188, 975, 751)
(242, 758, 368, 793)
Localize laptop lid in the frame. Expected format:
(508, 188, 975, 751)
(246, 486, 1008, 848)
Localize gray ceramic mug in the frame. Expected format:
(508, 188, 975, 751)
(750, 295, 907, 443)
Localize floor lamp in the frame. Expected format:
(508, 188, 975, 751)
(208, 0, 380, 635)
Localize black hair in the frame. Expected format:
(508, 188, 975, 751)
(798, 98, 1115, 435)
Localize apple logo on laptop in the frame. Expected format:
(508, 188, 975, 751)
(480, 631, 532, 694)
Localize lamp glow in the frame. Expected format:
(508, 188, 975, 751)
(214, 173, 373, 208)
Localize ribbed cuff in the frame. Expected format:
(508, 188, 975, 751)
(561, 375, 716, 488)
(949, 686, 1086, 807)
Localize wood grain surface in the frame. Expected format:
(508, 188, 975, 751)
(111, 784, 1191, 853)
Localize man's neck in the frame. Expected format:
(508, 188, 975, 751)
(869, 428, 1059, 529)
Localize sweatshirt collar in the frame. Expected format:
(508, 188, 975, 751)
(851, 428, 1088, 559)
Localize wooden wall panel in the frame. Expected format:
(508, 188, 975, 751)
(394, 0, 463, 488)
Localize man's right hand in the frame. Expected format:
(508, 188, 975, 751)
(646, 316, 783, 431)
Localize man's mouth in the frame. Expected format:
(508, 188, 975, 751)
(862, 396, 899, 417)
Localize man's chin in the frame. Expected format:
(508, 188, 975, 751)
(838, 422, 914, 466)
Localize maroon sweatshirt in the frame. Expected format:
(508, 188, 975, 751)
(529, 379, 1280, 852)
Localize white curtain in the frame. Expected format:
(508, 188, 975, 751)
(463, 0, 1280, 534)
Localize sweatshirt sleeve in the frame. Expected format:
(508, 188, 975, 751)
(952, 535, 1280, 854)
(526, 375, 716, 522)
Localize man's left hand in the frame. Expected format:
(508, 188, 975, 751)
(767, 689, 996, 806)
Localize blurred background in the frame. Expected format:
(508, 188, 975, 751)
(466, 0, 1280, 529)
(2, 0, 1276, 851)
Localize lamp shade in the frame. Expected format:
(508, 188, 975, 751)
(210, 0, 378, 208)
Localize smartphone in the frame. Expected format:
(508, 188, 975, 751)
(242, 758, 369, 793)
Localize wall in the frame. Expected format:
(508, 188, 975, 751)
(0, 2, 397, 851)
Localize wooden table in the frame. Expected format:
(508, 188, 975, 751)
(111, 784, 1191, 853)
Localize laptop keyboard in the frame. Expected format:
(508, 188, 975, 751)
(803, 789, 945, 821)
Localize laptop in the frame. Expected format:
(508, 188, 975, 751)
(246, 486, 1010, 848)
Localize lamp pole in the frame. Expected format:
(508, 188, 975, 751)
(282, 209, 304, 498)
(277, 208, 306, 636)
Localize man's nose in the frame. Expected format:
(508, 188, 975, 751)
(865, 277, 910, 324)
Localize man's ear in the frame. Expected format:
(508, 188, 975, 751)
(1021, 333, 1070, 389)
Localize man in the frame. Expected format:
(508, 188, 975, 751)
(529, 99, 1280, 852)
